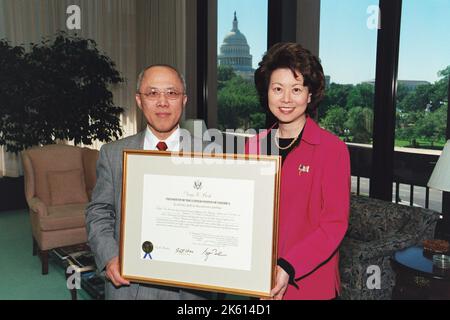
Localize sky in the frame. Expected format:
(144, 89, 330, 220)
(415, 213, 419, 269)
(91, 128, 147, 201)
(218, 0, 450, 85)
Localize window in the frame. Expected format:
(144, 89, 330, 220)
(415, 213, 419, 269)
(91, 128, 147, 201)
(319, 0, 380, 195)
(217, 0, 268, 131)
(394, 0, 450, 212)
(396, 0, 449, 151)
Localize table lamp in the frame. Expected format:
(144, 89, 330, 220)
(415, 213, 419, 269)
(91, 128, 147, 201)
(428, 140, 450, 192)
(428, 140, 450, 240)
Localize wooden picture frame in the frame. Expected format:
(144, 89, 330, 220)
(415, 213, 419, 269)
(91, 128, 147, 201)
(120, 150, 280, 298)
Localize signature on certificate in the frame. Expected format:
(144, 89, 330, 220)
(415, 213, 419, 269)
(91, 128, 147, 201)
(175, 248, 194, 256)
(202, 248, 227, 261)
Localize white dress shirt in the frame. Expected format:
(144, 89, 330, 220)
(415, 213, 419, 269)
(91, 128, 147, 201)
(143, 126, 181, 151)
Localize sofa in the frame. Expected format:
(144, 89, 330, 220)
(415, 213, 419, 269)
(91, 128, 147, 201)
(339, 194, 441, 300)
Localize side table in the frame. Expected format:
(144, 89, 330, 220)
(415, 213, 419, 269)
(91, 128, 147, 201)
(50, 244, 105, 300)
(391, 246, 450, 299)
(65, 259, 105, 300)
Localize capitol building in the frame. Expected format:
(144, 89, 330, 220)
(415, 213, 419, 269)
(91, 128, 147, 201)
(218, 12, 255, 80)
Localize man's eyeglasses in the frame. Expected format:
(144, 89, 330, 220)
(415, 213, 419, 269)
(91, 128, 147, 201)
(138, 88, 184, 100)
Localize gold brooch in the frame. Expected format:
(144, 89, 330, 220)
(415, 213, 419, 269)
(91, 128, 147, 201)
(298, 164, 310, 175)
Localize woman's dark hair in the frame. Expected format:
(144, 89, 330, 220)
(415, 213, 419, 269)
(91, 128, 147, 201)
(254, 42, 325, 117)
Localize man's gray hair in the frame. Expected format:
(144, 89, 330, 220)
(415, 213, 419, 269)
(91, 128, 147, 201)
(136, 64, 187, 93)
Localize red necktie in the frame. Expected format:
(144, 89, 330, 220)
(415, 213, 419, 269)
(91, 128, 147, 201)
(156, 141, 168, 151)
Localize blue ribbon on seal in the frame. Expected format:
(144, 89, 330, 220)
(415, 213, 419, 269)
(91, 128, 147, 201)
(143, 253, 152, 259)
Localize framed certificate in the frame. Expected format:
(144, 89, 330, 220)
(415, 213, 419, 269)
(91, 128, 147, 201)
(120, 150, 281, 298)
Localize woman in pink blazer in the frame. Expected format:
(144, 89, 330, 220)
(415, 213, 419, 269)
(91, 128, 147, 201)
(246, 42, 350, 300)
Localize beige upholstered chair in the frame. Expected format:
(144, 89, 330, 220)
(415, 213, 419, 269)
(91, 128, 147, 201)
(22, 145, 99, 274)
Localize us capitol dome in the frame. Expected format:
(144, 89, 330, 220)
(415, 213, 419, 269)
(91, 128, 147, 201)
(218, 12, 254, 80)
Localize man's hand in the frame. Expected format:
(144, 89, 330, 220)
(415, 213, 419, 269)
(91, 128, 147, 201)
(265, 265, 289, 300)
(105, 256, 130, 287)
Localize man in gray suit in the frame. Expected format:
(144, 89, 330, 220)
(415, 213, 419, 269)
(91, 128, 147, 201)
(86, 64, 218, 299)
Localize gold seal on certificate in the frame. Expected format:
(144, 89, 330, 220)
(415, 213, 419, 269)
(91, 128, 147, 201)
(120, 150, 281, 298)
(142, 241, 153, 259)
(142, 241, 153, 253)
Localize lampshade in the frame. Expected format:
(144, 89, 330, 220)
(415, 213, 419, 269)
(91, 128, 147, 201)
(428, 140, 450, 192)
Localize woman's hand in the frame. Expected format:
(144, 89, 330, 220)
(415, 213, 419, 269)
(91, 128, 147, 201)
(263, 265, 289, 300)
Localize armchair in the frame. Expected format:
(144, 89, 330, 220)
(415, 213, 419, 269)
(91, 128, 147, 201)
(339, 195, 440, 300)
(22, 144, 99, 274)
